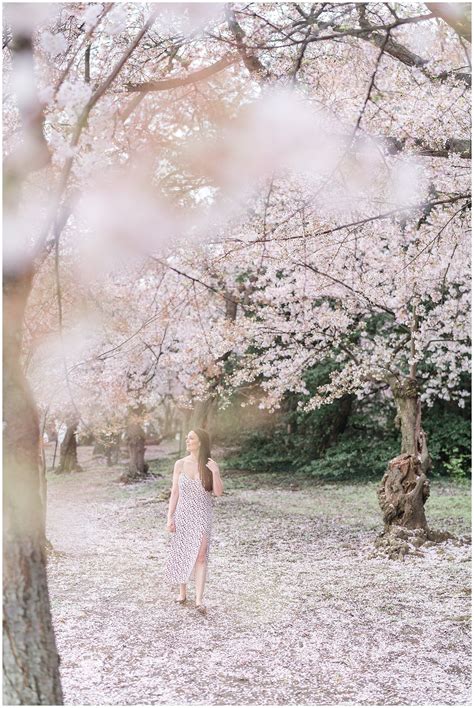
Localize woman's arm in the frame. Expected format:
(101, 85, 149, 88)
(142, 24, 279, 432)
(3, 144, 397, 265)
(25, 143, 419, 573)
(167, 459, 182, 521)
(207, 458, 224, 496)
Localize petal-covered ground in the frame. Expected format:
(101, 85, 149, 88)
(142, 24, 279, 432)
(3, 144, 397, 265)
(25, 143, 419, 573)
(45, 444, 471, 705)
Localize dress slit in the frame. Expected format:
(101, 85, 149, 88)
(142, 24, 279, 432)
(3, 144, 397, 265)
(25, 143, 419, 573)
(189, 530, 210, 582)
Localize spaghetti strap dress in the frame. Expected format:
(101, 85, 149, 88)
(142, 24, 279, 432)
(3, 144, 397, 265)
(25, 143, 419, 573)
(164, 472, 215, 584)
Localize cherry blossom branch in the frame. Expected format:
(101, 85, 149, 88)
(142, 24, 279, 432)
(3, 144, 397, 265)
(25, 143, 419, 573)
(225, 12, 436, 50)
(355, 28, 392, 134)
(294, 261, 409, 325)
(379, 204, 469, 282)
(149, 256, 247, 312)
(53, 4, 114, 99)
(233, 194, 471, 245)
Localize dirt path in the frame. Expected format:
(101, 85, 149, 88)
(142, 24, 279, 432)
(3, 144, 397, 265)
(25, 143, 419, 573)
(46, 446, 471, 705)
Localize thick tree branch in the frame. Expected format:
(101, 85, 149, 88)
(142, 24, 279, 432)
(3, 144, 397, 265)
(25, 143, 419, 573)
(225, 4, 270, 80)
(125, 54, 239, 92)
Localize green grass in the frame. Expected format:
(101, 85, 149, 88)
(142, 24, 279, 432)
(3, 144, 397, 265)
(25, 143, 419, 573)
(46, 454, 471, 536)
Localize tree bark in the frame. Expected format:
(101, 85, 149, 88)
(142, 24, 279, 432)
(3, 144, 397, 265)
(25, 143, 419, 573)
(377, 376, 432, 533)
(56, 416, 82, 474)
(377, 453, 430, 531)
(392, 376, 432, 472)
(3, 272, 63, 704)
(121, 408, 149, 482)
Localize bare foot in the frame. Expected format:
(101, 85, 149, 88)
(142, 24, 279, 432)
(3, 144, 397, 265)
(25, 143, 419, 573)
(174, 594, 186, 603)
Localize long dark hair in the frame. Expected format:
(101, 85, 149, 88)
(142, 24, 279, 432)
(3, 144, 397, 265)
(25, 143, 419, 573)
(193, 428, 213, 492)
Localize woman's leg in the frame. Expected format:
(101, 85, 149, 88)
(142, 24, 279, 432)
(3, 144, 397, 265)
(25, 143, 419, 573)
(194, 534, 209, 606)
(176, 583, 187, 600)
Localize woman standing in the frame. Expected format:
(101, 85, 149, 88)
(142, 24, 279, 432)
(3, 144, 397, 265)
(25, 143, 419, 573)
(164, 428, 224, 614)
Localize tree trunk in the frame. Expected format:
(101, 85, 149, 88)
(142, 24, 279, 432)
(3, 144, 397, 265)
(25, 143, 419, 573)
(93, 433, 121, 466)
(3, 272, 63, 704)
(377, 376, 432, 533)
(393, 376, 431, 468)
(57, 416, 82, 474)
(159, 397, 177, 440)
(189, 396, 217, 431)
(121, 408, 148, 482)
(186, 285, 239, 436)
(105, 434, 121, 466)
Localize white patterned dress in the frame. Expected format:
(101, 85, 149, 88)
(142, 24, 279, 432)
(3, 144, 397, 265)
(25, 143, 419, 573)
(164, 471, 215, 584)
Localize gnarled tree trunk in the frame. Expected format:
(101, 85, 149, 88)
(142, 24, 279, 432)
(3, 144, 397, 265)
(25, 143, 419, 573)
(376, 376, 432, 534)
(3, 271, 63, 704)
(377, 453, 430, 531)
(370, 375, 459, 560)
(378, 375, 432, 531)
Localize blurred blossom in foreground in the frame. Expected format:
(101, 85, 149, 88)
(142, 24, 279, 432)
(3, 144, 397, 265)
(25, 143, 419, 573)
(183, 88, 342, 195)
(151, 2, 225, 36)
(3, 2, 58, 34)
(389, 157, 424, 207)
(75, 174, 181, 280)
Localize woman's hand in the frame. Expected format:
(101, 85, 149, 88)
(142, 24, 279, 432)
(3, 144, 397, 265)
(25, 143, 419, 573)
(206, 458, 219, 475)
(166, 518, 176, 532)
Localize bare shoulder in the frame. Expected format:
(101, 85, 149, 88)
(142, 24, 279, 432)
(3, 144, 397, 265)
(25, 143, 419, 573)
(173, 458, 185, 473)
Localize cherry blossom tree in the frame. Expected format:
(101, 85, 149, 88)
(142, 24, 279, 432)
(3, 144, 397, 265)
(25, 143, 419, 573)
(3, 2, 471, 702)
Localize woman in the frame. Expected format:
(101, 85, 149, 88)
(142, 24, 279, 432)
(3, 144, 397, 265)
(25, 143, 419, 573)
(164, 428, 224, 614)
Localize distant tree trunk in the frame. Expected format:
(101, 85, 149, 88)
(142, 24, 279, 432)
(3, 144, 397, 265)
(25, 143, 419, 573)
(178, 407, 193, 455)
(324, 394, 353, 447)
(45, 420, 57, 442)
(56, 415, 82, 474)
(160, 397, 177, 439)
(3, 271, 63, 704)
(128, 422, 146, 473)
(38, 437, 53, 553)
(93, 433, 121, 466)
(121, 407, 149, 482)
(105, 434, 121, 466)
